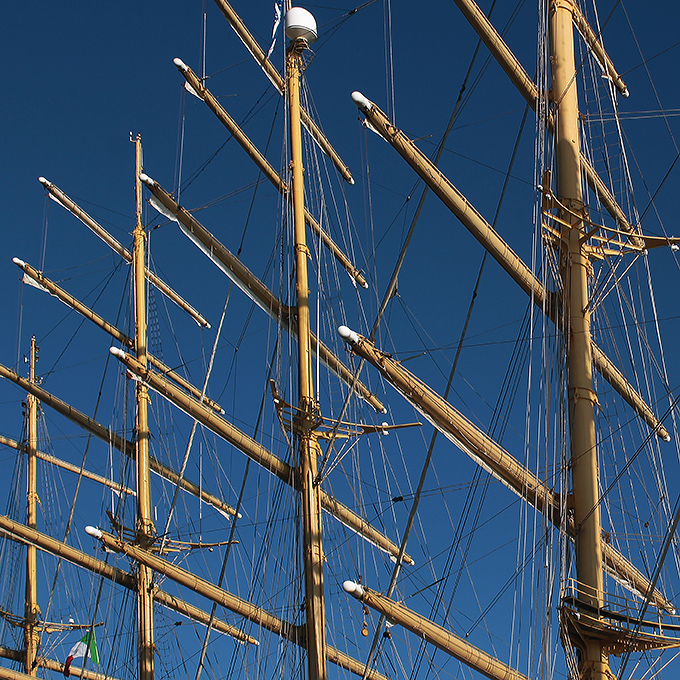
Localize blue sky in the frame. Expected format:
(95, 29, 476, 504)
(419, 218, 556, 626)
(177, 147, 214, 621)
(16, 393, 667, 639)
(2, 1, 680, 678)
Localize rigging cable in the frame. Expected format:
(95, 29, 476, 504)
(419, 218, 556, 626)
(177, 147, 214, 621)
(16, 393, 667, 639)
(316, 2, 500, 483)
(406, 173, 538, 680)
(39, 261, 129, 630)
(383, 0, 396, 124)
(159, 293, 230, 553)
(174, 85, 187, 205)
(616, 485, 680, 680)
(575, 387, 680, 535)
(362, 97, 533, 680)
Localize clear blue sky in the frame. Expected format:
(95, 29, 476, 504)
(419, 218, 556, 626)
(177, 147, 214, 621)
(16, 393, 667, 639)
(2, 2, 680, 678)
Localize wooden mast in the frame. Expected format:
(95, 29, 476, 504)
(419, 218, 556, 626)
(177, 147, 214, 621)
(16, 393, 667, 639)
(549, 2, 607, 677)
(24, 336, 40, 676)
(286, 9, 327, 679)
(133, 133, 155, 680)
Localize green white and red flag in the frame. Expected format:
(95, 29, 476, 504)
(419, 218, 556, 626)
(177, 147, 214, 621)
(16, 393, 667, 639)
(64, 630, 99, 677)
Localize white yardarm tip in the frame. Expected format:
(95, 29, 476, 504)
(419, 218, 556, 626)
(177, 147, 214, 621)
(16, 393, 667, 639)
(38, 177, 50, 187)
(12, 257, 26, 267)
(337, 325, 359, 344)
(664, 434, 671, 443)
(351, 91, 372, 112)
(109, 347, 126, 360)
(173, 57, 188, 71)
(622, 88, 630, 98)
(84, 525, 102, 539)
(342, 580, 364, 598)
(139, 173, 154, 187)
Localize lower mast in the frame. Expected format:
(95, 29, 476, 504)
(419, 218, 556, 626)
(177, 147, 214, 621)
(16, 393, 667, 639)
(286, 13, 327, 679)
(133, 133, 155, 680)
(24, 336, 40, 677)
(550, 2, 607, 677)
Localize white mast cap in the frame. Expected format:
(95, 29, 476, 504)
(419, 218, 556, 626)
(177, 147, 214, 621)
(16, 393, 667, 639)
(285, 7, 318, 43)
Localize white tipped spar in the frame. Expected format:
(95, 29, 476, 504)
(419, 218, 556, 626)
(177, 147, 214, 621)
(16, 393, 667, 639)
(38, 177, 51, 188)
(342, 580, 365, 599)
(173, 59, 204, 101)
(337, 325, 360, 345)
(351, 91, 373, 113)
(84, 525, 103, 540)
(12, 257, 26, 268)
(109, 346, 127, 361)
(138, 173, 155, 188)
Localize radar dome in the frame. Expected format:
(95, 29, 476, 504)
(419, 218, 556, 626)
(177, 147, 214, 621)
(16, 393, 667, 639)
(285, 7, 318, 43)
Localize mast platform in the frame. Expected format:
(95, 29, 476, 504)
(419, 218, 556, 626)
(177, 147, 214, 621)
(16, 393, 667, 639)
(561, 580, 680, 655)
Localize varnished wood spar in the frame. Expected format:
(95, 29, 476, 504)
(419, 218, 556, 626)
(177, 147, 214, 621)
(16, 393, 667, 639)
(108, 347, 414, 566)
(0, 649, 111, 680)
(24, 338, 39, 676)
(173, 59, 367, 289)
(13, 258, 224, 414)
(0, 515, 257, 646)
(210, 0, 354, 185)
(38, 178, 211, 328)
(551, 2, 607, 674)
(0, 434, 134, 497)
(343, 581, 529, 680)
(141, 173, 385, 414)
(82, 526, 388, 680)
(132, 135, 154, 680)
(0, 361, 239, 519)
(337, 327, 674, 613)
(287, 33, 327, 680)
(0, 353, 408, 564)
(350, 93, 670, 442)
(450, 0, 642, 247)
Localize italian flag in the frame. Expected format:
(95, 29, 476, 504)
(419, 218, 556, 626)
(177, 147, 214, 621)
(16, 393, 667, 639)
(64, 630, 99, 677)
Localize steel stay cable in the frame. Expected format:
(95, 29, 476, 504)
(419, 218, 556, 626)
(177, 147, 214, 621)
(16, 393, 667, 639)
(40, 274, 131, 639)
(315, 13, 491, 486)
(576, 388, 680, 536)
(150, 158, 252, 533)
(315, 0, 530, 484)
(358, 37, 533, 680)
(363, 172, 510, 680)
(194, 338, 280, 680)
(616, 487, 680, 680)
(160, 293, 230, 552)
(636, 152, 680, 227)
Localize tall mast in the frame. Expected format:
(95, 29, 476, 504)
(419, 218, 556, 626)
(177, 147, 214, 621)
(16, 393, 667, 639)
(285, 8, 327, 679)
(550, 1, 607, 677)
(133, 133, 155, 680)
(24, 336, 40, 676)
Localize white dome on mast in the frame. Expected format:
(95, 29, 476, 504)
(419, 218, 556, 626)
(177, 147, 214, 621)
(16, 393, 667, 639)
(285, 7, 318, 43)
